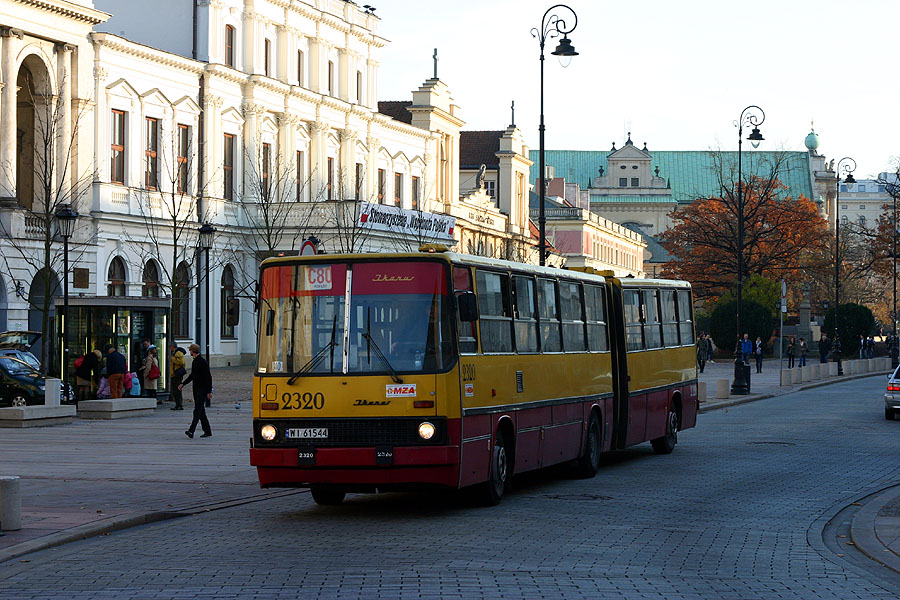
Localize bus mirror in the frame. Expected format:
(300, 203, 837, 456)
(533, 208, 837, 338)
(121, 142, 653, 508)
(457, 292, 478, 322)
(265, 309, 274, 336)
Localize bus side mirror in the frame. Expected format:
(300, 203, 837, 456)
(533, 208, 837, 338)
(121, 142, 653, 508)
(265, 310, 275, 336)
(457, 292, 478, 322)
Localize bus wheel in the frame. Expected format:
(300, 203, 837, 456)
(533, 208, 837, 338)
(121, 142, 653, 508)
(651, 408, 678, 455)
(310, 486, 346, 506)
(479, 431, 510, 506)
(576, 413, 602, 478)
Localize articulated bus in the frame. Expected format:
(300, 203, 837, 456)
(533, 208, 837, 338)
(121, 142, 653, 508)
(249, 246, 698, 505)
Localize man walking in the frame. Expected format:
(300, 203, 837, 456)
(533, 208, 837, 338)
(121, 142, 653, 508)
(180, 343, 212, 438)
(169, 343, 186, 411)
(105, 344, 127, 399)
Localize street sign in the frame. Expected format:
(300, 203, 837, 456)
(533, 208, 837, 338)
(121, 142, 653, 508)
(300, 240, 317, 256)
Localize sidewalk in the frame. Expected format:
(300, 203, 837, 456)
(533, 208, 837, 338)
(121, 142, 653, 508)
(1, 360, 899, 571)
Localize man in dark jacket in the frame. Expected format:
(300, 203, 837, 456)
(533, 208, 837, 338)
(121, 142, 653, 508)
(105, 344, 128, 399)
(180, 343, 212, 438)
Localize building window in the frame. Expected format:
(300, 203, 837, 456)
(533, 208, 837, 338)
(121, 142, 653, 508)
(296, 150, 305, 201)
(328, 61, 334, 95)
(297, 50, 304, 86)
(107, 257, 127, 297)
(177, 124, 189, 194)
(377, 168, 385, 203)
(264, 39, 271, 77)
(225, 25, 235, 67)
(355, 163, 363, 200)
(858, 185, 866, 192)
(841, 204, 847, 210)
(144, 117, 159, 190)
(221, 265, 236, 338)
(840, 185, 848, 192)
(859, 204, 866, 210)
(631, 177, 639, 187)
(111, 110, 126, 184)
(223, 133, 234, 200)
(484, 179, 496, 199)
(356, 70, 363, 103)
(327, 157, 334, 200)
(394, 172, 402, 207)
(411, 175, 420, 210)
(859, 215, 867, 227)
(619, 177, 627, 187)
(142, 260, 160, 298)
(173, 262, 191, 338)
(262, 143, 271, 200)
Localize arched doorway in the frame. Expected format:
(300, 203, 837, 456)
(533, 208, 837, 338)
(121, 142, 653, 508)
(28, 267, 60, 373)
(15, 54, 53, 211)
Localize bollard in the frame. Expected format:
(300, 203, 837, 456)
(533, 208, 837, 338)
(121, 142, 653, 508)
(698, 381, 707, 404)
(44, 378, 61, 406)
(716, 379, 729, 399)
(828, 362, 838, 376)
(791, 367, 802, 384)
(801, 365, 811, 382)
(0, 475, 21, 531)
(811, 364, 820, 379)
(781, 370, 792, 386)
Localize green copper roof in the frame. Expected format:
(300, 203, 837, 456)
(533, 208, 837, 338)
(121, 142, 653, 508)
(590, 195, 675, 204)
(530, 150, 814, 204)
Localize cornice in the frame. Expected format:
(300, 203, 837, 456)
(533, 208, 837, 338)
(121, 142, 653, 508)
(12, 0, 110, 25)
(372, 113, 430, 139)
(91, 33, 204, 75)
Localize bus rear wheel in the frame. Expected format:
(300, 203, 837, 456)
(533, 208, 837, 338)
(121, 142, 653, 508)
(575, 413, 602, 478)
(478, 431, 510, 506)
(310, 486, 346, 506)
(651, 408, 678, 455)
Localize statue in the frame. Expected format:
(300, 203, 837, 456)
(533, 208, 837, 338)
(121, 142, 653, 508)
(827, 159, 834, 172)
(476, 164, 486, 189)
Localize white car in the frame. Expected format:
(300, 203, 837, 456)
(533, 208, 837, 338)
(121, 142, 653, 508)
(884, 365, 900, 420)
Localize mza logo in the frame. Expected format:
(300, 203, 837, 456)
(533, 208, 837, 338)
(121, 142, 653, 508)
(385, 384, 417, 398)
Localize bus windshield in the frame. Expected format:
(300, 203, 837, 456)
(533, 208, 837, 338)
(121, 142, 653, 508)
(258, 260, 453, 375)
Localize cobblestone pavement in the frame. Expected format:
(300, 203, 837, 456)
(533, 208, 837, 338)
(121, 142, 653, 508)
(3, 376, 900, 598)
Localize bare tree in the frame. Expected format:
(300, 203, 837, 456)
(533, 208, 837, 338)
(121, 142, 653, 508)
(0, 73, 95, 373)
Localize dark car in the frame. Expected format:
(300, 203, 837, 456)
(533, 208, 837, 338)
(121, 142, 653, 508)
(0, 356, 47, 407)
(0, 330, 42, 370)
(0, 348, 40, 371)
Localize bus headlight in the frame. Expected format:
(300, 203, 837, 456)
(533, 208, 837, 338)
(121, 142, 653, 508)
(260, 424, 277, 441)
(418, 421, 436, 440)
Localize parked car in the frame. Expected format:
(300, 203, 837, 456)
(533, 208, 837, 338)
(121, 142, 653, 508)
(886, 365, 900, 420)
(0, 348, 40, 371)
(0, 330, 42, 370)
(0, 356, 47, 407)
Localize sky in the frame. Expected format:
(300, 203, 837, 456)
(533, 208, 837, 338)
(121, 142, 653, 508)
(374, 0, 898, 180)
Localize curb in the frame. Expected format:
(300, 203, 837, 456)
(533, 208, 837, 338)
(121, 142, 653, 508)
(850, 484, 900, 574)
(0, 489, 305, 564)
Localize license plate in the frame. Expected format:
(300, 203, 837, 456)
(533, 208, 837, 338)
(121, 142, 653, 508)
(285, 428, 328, 439)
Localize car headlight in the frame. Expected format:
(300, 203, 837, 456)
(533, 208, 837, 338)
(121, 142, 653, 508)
(418, 421, 436, 440)
(260, 424, 277, 441)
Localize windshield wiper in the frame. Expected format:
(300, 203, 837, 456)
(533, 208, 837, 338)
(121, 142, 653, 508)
(363, 308, 403, 383)
(287, 316, 337, 385)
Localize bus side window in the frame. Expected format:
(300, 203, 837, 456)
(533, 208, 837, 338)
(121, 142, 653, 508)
(642, 289, 662, 349)
(559, 280, 586, 352)
(454, 267, 478, 354)
(660, 290, 679, 346)
(623, 289, 644, 351)
(538, 278, 561, 352)
(265, 309, 275, 337)
(677, 289, 695, 345)
(584, 284, 608, 351)
(513, 275, 538, 352)
(475, 269, 513, 353)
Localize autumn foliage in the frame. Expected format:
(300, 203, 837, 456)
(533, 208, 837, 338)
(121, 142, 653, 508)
(660, 169, 828, 301)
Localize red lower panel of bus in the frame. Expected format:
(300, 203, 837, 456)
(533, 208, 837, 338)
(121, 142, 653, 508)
(251, 445, 460, 488)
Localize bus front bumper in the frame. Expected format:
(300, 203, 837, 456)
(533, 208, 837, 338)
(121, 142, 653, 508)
(249, 445, 460, 488)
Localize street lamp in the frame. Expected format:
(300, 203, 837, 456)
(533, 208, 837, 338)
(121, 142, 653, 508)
(532, 4, 578, 266)
(198, 222, 216, 363)
(56, 204, 77, 402)
(833, 157, 856, 376)
(730, 105, 765, 396)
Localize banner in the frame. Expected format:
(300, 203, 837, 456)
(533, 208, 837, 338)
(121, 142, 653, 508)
(358, 202, 456, 244)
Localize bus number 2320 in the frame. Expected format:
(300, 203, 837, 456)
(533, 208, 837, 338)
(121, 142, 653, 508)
(281, 392, 325, 410)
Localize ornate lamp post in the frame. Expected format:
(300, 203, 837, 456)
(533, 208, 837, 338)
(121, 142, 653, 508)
(198, 222, 216, 363)
(833, 157, 856, 376)
(56, 204, 77, 402)
(532, 4, 578, 266)
(731, 105, 765, 396)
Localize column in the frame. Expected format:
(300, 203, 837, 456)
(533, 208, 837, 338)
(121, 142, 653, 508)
(242, 103, 260, 202)
(340, 129, 357, 198)
(92, 65, 108, 182)
(55, 44, 74, 202)
(309, 121, 327, 201)
(338, 45, 349, 102)
(242, 10, 256, 74)
(276, 23, 288, 82)
(0, 28, 23, 201)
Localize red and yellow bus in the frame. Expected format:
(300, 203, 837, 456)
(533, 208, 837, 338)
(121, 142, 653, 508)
(249, 247, 698, 505)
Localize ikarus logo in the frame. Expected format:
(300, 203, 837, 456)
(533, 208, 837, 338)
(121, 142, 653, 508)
(386, 384, 417, 398)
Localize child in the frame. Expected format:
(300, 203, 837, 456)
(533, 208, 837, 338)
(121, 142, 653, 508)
(96, 375, 111, 399)
(128, 372, 141, 397)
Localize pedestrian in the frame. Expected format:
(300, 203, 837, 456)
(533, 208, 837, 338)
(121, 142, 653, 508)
(859, 335, 866, 359)
(798, 337, 808, 367)
(786, 336, 795, 369)
(170, 343, 186, 411)
(696, 333, 706, 373)
(180, 343, 212, 439)
(142, 347, 160, 401)
(755, 336, 764, 373)
(740, 333, 752, 364)
(96, 372, 110, 399)
(104, 344, 127, 399)
(867, 336, 875, 359)
(127, 371, 141, 397)
(819, 333, 831, 364)
(74, 348, 100, 401)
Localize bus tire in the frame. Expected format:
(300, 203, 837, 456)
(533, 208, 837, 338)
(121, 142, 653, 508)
(479, 430, 510, 506)
(310, 486, 346, 506)
(651, 407, 678, 455)
(575, 412, 602, 478)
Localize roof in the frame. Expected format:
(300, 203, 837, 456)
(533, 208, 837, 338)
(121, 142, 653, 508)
(377, 101, 412, 125)
(590, 195, 675, 204)
(530, 150, 814, 204)
(460, 131, 503, 169)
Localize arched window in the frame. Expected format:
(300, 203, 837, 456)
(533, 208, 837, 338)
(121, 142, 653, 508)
(173, 262, 191, 338)
(142, 261, 160, 297)
(221, 265, 237, 338)
(107, 257, 127, 296)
